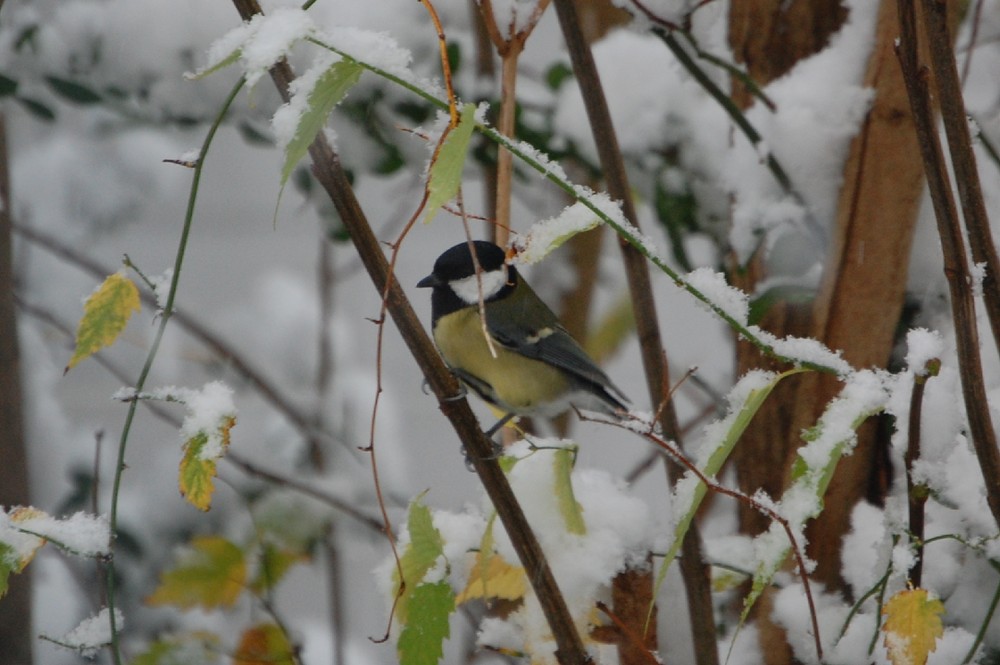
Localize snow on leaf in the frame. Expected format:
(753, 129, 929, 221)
(397, 581, 454, 665)
(882, 588, 944, 665)
(396, 497, 446, 622)
(509, 201, 600, 265)
(0, 507, 47, 597)
(424, 103, 478, 224)
(277, 57, 363, 188)
(44, 608, 122, 659)
(146, 536, 246, 610)
(179, 415, 236, 512)
(233, 623, 295, 665)
(12, 510, 110, 557)
(456, 551, 525, 604)
(66, 272, 140, 373)
(553, 447, 586, 536)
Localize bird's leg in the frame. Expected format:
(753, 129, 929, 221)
(484, 412, 516, 438)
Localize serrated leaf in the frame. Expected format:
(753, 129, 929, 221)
(553, 447, 586, 535)
(146, 536, 246, 610)
(456, 551, 525, 604)
(234, 623, 295, 665)
(424, 103, 477, 224)
(882, 588, 944, 665)
(179, 415, 235, 511)
(398, 581, 454, 665)
(66, 272, 140, 372)
(396, 497, 445, 622)
(45, 76, 102, 104)
(279, 59, 363, 188)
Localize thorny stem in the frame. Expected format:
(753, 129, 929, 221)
(101, 75, 245, 665)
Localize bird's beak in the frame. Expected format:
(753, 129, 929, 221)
(417, 273, 442, 288)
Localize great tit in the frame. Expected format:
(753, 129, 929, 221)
(417, 240, 629, 429)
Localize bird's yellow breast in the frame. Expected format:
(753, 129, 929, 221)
(433, 308, 569, 413)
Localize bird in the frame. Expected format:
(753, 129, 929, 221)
(417, 240, 628, 434)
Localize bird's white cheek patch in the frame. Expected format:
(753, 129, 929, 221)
(449, 267, 509, 304)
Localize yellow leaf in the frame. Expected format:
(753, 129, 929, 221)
(234, 623, 295, 665)
(146, 535, 246, 610)
(66, 272, 140, 372)
(882, 588, 944, 665)
(179, 415, 235, 511)
(456, 551, 525, 604)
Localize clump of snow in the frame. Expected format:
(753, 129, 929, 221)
(149, 267, 175, 311)
(750, 325, 852, 374)
(146, 381, 237, 460)
(50, 608, 122, 659)
(509, 202, 600, 265)
(194, 8, 317, 89)
(971, 261, 988, 298)
(686, 268, 750, 325)
(905, 328, 944, 375)
(15, 510, 110, 557)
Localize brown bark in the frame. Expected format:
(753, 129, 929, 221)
(728, 0, 848, 107)
(796, 0, 928, 592)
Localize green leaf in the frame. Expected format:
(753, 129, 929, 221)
(396, 497, 446, 622)
(280, 59, 363, 188)
(0, 73, 18, 97)
(424, 103, 477, 223)
(553, 447, 586, 535)
(189, 47, 242, 81)
(66, 272, 140, 372)
(44, 76, 102, 105)
(653, 369, 807, 607)
(146, 536, 246, 610)
(398, 581, 454, 665)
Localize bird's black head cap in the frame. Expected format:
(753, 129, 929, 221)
(431, 240, 508, 281)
